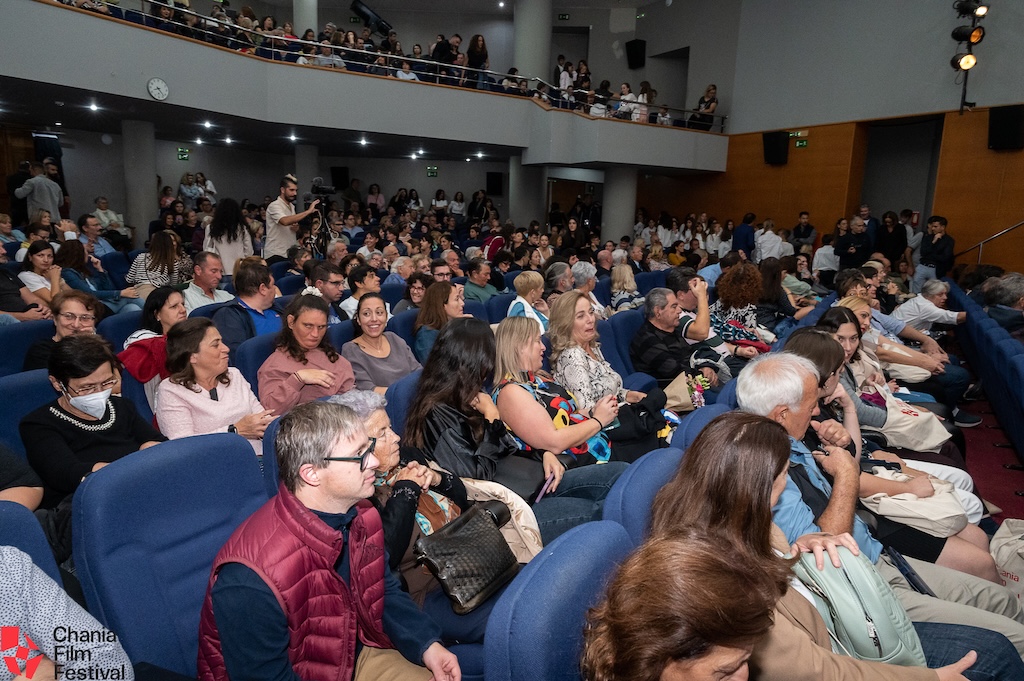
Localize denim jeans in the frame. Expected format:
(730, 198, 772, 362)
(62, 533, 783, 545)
(422, 581, 507, 645)
(0, 313, 18, 326)
(532, 461, 628, 544)
(912, 264, 937, 294)
(915, 621, 1024, 679)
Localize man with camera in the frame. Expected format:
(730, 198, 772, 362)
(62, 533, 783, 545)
(265, 175, 320, 265)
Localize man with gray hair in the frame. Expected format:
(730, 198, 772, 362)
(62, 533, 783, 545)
(543, 261, 574, 305)
(383, 256, 414, 287)
(986, 273, 1024, 339)
(629, 287, 718, 388)
(892, 279, 966, 333)
(198, 401, 461, 681)
(737, 353, 1024, 653)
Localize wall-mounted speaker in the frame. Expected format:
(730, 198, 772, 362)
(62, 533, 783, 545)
(625, 39, 646, 70)
(486, 171, 504, 197)
(762, 131, 790, 165)
(988, 105, 1024, 151)
(329, 166, 350, 190)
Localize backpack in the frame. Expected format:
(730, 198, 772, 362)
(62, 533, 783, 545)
(791, 547, 926, 666)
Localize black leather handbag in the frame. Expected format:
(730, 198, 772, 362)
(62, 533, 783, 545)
(414, 500, 520, 614)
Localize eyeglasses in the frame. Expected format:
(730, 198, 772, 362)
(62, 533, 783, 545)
(64, 374, 119, 396)
(323, 437, 376, 470)
(433, 272, 452, 280)
(58, 312, 97, 324)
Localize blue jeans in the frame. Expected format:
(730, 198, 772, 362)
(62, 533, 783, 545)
(422, 582, 507, 645)
(0, 313, 19, 326)
(103, 297, 145, 314)
(912, 264, 937, 294)
(532, 461, 628, 544)
(915, 621, 1024, 680)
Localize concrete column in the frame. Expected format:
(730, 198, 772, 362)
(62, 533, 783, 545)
(292, 0, 317, 40)
(294, 144, 319, 195)
(121, 120, 156, 249)
(513, 0, 553, 87)
(508, 156, 546, 228)
(601, 166, 638, 242)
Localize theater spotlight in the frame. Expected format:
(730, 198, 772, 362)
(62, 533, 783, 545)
(951, 25, 985, 44)
(951, 53, 977, 71)
(954, 1, 988, 18)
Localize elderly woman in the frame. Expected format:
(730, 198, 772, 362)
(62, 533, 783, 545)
(157, 318, 274, 456)
(571, 261, 607, 319)
(257, 294, 355, 414)
(404, 317, 626, 543)
(393, 271, 433, 314)
(506, 270, 549, 333)
(20, 335, 165, 509)
(118, 286, 188, 412)
(328, 390, 500, 644)
(610, 264, 644, 312)
(549, 292, 666, 462)
(413, 281, 465, 363)
(22, 290, 100, 372)
(341, 293, 421, 394)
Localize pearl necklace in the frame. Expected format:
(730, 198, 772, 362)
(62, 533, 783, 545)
(49, 401, 117, 432)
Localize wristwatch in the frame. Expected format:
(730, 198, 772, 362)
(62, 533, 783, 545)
(228, 425, 237, 434)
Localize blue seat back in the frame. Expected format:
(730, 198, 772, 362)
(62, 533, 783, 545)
(327, 320, 356, 349)
(100, 252, 130, 289)
(276, 274, 305, 296)
(262, 416, 283, 498)
(73, 434, 267, 676)
(4, 242, 20, 260)
(386, 309, 419, 348)
(380, 283, 406, 307)
(120, 371, 155, 425)
(602, 447, 684, 544)
(487, 292, 516, 323)
(0, 320, 55, 378)
(0, 369, 55, 458)
(464, 300, 488, 322)
(635, 270, 665, 294)
(189, 301, 229, 319)
(0, 500, 62, 585)
(269, 260, 292, 280)
(607, 309, 645, 374)
(676, 402, 732, 449)
(235, 333, 278, 397)
(503, 271, 519, 290)
(596, 320, 629, 378)
(717, 379, 739, 408)
(384, 369, 421, 437)
(97, 309, 143, 351)
(593, 278, 612, 307)
(485, 521, 634, 681)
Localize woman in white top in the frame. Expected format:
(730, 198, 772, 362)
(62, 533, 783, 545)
(203, 198, 254, 277)
(19, 241, 67, 304)
(633, 81, 653, 123)
(615, 82, 638, 120)
(195, 172, 217, 204)
(407, 188, 423, 212)
(536, 233, 554, 264)
(431, 189, 448, 217)
(448, 191, 466, 224)
(754, 219, 784, 263)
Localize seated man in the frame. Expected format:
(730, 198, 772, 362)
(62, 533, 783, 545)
(383, 256, 414, 287)
(182, 252, 233, 313)
(985, 273, 1024, 340)
(198, 401, 460, 681)
(893, 279, 966, 334)
(310, 261, 349, 324)
(339, 264, 386, 319)
(737, 353, 1024, 654)
(463, 258, 497, 304)
(77, 213, 116, 259)
(429, 258, 452, 283)
(211, 261, 284, 363)
(629, 287, 717, 388)
(441, 249, 464, 278)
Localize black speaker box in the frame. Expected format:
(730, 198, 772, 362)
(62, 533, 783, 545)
(486, 171, 504, 197)
(762, 131, 790, 165)
(625, 39, 646, 70)
(329, 166, 350, 189)
(988, 105, 1024, 151)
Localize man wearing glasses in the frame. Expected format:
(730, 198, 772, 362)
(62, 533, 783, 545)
(199, 401, 461, 681)
(429, 259, 452, 282)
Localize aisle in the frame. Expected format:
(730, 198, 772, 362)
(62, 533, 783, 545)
(964, 396, 1024, 521)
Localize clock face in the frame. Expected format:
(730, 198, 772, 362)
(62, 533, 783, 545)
(147, 77, 169, 101)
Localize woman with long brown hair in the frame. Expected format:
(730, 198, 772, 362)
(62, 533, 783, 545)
(126, 231, 192, 299)
(412, 280, 465, 363)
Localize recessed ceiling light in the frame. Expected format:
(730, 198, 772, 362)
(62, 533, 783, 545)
(89, 103, 98, 112)
(289, 134, 297, 142)
(418, 148, 425, 155)
(359, 138, 368, 146)
(498, 1, 505, 6)
(225, 137, 232, 144)
(476, 152, 483, 158)
(466, 158, 471, 162)
(204, 121, 212, 129)
(54, 121, 62, 126)
(411, 153, 417, 160)
(195, 138, 203, 145)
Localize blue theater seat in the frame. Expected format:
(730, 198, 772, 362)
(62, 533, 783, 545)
(602, 447, 684, 543)
(0, 500, 62, 585)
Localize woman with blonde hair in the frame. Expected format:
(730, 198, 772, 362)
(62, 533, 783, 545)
(610, 264, 644, 312)
(507, 270, 548, 333)
(646, 243, 671, 271)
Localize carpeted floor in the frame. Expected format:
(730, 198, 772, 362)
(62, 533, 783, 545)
(963, 397, 1024, 522)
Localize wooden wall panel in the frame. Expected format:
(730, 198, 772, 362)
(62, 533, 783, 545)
(637, 122, 868, 237)
(932, 110, 1024, 272)
(0, 127, 35, 214)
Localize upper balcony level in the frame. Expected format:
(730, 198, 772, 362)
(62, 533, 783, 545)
(0, 0, 728, 173)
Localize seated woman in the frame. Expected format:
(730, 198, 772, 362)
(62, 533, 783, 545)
(549, 291, 666, 462)
(22, 290, 100, 372)
(646, 243, 672, 271)
(20, 335, 165, 510)
(404, 317, 627, 544)
(284, 245, 311, 277)
(666, 240, 688, 267)
(55, 239, 143, 314)
(709, 261, 773, 347)
(19, 240, 67, 305)
(257, 293, 355, 413)
(118, 286, 189, 413)
(329, 390, 498, 645)
(571, 261, 607, 320)
(507, 270, 549, 333)
(126, 231, 193, 300)
(609, 264, 644, 312)
(393, 271, 433, 314)
(341, 293, 421, 394)
(413, 281, 465, 363)
(756, 257, 813, 337)
(587, 410, 1015, 681)
(157, 318, 274, 456)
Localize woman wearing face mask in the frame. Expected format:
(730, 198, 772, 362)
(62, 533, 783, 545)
(20, 335, 165, 510)
(341, 293, 421, 393)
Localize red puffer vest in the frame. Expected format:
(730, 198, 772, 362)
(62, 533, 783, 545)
(197, 485, 393, 681)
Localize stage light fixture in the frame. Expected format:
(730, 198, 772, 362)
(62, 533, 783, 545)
(951, 53, 977, 71)
(951, 25, 985, 44)
(954, 1, 988, 18)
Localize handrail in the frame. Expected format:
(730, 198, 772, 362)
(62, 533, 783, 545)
(65, 0, 728, 132)
(955, 219, 1024, 264)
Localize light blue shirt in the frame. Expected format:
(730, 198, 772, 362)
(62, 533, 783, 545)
(80, 235, 116, 258)
(771, 438, 882, 564)
(697, 263, 722, 287)
(871, 309, 906, 343)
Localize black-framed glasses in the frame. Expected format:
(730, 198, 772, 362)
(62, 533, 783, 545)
(323, 437, 376, 470)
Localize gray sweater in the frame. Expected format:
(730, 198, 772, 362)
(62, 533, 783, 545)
(14, 175, 63, 221)
(839, 365, 887, 429)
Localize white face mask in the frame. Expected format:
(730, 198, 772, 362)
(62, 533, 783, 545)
(68, 389, 111, 419)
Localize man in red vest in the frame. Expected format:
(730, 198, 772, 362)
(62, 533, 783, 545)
(197, 401, 461, 681)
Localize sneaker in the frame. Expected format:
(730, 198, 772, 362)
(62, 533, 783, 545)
(953, 409, 982, 428)
(962, 382, 984, 401)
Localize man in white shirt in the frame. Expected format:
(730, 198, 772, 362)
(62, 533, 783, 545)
(893, 279, 966, 333)
(182, 252, 233, 313)
(265, 175, 319, 264)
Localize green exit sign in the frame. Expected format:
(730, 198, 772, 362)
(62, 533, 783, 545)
(426, 165, 438, 178)
(349, 16, 361, 23)
(177, 147, 190, 160)
(558, 13, 570, 20)
(795, 140, 808, 148)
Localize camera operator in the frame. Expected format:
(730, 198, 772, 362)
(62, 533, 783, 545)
(265, 175, 321, 265)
